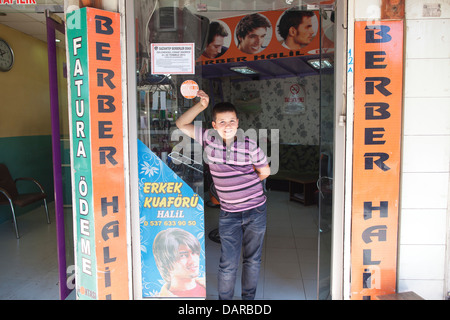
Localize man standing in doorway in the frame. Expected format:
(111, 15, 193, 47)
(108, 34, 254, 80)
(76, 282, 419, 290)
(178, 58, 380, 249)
(278, 10, 316, 50)
(176, 90, 270, 300)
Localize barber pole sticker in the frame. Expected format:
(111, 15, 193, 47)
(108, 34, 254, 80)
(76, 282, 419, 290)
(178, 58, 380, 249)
(180, 80, 199, 99)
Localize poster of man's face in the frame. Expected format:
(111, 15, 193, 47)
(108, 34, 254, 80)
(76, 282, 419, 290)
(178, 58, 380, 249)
(235, 13, 272, 54)
(277, 10, 318, 50)
(202, 21, 231, 59)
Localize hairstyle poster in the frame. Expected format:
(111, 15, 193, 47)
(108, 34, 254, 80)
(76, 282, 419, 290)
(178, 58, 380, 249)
(137, 139, 206, 298)
(198, 8, 334, 65)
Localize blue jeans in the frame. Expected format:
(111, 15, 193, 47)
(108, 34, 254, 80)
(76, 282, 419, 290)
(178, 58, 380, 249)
(218, 202, 267, 300)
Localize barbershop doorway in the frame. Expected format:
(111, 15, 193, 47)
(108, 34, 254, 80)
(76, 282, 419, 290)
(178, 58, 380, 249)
(132, 1, 336, 300)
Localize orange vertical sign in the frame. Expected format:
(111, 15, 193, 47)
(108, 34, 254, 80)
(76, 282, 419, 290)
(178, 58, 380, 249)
(351, 20, 404, 300)
(87, 8, 129, 300)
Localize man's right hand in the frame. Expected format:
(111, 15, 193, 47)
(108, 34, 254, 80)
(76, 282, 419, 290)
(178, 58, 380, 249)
(197, 90, 210, 110)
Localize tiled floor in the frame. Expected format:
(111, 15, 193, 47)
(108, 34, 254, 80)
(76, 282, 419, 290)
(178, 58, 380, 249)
(0, 202, 63, 300)
(205, 190, 320, 300)
(0, 190, 321, 300)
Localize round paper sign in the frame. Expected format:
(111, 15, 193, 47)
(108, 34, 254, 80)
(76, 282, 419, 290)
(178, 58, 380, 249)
(180, 80, 199, 99)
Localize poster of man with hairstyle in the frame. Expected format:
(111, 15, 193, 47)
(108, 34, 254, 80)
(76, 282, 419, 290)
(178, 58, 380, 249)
(235, 13, 272, 54)
(277, 9, 317, 50)
(202, 21, 230, 59)
(153, 228, 206, 297)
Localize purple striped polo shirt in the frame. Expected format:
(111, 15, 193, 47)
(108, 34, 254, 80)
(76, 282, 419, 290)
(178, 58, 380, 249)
(195, 126, 268, 212)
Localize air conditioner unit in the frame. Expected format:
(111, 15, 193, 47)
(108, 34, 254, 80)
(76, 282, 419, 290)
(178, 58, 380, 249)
(148, 7, 209, 60)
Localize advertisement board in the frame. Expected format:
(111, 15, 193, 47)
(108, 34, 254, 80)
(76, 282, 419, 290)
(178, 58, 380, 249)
(138, 140, 206, 298)
(67, 7, 129, 300)
(197, 8, 334, 66)
(351, 20, 404, 300)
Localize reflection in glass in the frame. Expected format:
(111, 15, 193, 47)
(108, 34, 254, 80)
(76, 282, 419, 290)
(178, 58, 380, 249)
(134, 2, 210, 298)
(134, 1, 208, 199)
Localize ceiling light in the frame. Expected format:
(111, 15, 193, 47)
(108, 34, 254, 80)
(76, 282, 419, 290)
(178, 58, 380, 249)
(307, 58, 333, 69)
(230, 66, 259, 75)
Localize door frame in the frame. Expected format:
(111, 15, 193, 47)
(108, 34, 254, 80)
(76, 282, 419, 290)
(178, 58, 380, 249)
(125, 0, 349, 300)
(124, 0, 143, 299)
(46, 11, 71, 300)
(328, 0, 347, 301)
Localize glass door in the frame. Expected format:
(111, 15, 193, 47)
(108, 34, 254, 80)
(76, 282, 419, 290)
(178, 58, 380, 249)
(133, 0, 207, 299)
(130, 0, 338, 300)
(317, 8, 335, 300)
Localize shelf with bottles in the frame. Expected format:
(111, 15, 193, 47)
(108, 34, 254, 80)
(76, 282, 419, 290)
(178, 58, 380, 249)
(137, 84, 180, 148)
(150, 134, 174, 162)
(148, 109, 177, 135)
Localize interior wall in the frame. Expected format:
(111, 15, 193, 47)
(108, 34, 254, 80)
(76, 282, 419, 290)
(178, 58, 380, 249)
(202, 74, 334, 146)
(0, 24, 59, 224)
(232, 76, 320, 145)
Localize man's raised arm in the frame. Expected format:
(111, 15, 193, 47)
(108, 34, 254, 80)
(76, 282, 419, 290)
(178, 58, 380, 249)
(175, 90, 210, 139)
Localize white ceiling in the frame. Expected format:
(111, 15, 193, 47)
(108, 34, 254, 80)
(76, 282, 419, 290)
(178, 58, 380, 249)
(0, 0, 65, 46)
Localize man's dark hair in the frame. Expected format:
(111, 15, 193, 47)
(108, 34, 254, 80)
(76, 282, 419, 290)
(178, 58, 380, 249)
(212, 102, 237, 121)
(235, 13, 271, 45)
(207, 21, 228, 45)
(153, 228, 201, 283)
(277, 10, 315, 40)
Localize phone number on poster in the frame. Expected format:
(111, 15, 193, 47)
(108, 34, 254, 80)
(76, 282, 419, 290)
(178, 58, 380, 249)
(144, 220, 197, 227)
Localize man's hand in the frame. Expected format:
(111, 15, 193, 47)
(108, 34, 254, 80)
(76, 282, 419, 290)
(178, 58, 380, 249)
(197, 90, 210, 110)
(256, 164, 271, 181)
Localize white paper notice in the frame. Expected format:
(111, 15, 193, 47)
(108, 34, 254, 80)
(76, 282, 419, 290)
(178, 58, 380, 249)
(151, 43, 195, 75)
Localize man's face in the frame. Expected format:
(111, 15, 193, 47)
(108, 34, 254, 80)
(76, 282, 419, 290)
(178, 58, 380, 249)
(203, 35, 224, 59)
(170, 244, 200, 280)
(238, 27, 267, 54)
(291, 16, 314, 47)
(212, 111, 239, 142)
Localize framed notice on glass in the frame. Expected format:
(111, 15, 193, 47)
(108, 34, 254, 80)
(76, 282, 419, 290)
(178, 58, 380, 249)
(151, 43, 195, 75)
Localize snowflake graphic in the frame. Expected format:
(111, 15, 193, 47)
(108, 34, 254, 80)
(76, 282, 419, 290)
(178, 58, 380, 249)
(140, 161, 159, 177)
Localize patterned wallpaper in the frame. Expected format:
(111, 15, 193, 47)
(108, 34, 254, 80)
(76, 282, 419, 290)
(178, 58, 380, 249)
(203, 74, 333, 145)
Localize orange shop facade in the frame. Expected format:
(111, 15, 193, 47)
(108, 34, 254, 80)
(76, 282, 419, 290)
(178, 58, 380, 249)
(63, 0, 449, 300)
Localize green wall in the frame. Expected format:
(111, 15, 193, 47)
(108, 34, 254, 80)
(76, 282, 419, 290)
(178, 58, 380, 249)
(0, 135, 54, 224)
